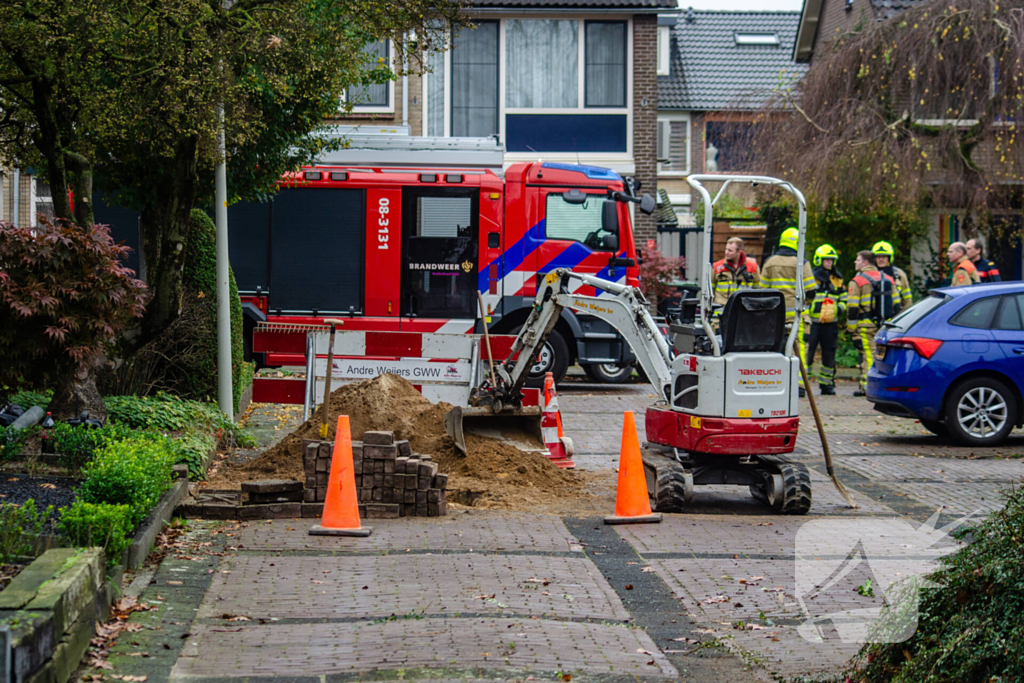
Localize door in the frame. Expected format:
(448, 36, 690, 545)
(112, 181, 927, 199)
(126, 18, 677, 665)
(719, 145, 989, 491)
(989, 293, 1024, 384)
(400, 188, 479, 323)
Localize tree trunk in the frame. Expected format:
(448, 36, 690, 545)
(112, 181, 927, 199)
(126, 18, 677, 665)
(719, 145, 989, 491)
(48, 357, 108, 422)
(65, 152, 95, 227)
(139, 136, 200, 341)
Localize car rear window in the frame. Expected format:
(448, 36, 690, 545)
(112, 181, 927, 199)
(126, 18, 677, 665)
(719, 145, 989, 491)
(885, 292, 949, 331)
(951, 296, 1001, 329)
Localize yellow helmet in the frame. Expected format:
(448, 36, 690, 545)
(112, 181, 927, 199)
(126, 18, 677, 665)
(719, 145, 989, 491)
(813, 244, 839, 267)
(779, 227, 799, 251)
(871, 241, 895, 258)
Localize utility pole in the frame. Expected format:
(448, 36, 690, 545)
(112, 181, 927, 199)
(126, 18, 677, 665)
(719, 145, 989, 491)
(215, 106, 234, 421)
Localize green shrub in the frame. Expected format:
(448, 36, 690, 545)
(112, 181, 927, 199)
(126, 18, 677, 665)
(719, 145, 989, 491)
(78, 437, 176, 525)
(7, 390, 52, 410)
(854, 487, 1024, 682)
(50, 422, 134, 471)
(0, 500, 53, 563)
(166, 432, 215, 480)
(181, 209, 250, 413)
(0, 426, 29, 461)
(57, 501, 133, 563)
(104, 392, 252, 445)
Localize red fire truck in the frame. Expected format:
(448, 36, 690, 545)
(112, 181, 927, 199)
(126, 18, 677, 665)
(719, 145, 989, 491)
(226, 161, 651, 385)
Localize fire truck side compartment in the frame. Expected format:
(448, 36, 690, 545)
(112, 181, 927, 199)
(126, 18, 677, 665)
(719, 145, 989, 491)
(268, 188, 365, 314)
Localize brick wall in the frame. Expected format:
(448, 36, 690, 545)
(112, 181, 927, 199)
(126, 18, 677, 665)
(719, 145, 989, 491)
(816, 0, 876, 61)
(632, 14, 658, 245)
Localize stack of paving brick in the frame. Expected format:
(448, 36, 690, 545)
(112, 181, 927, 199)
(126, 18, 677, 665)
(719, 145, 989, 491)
(303, 430, 447, 519)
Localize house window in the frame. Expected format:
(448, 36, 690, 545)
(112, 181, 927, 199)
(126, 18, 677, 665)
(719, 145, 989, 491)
(734, 32, 779, 46)
(31, 178, 54, 227)
(506, 20, 578, 108)
(423, 18, 631, 154)
(345, 40, 393, 112)
(585, 22, 626, 107)
(451, 22, 499, 137)
(656, 26, 671, 76)
(657, 114, 691, 175)
(705, 121, 756, 172)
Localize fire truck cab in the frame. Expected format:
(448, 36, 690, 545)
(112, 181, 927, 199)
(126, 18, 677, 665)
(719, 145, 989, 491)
(229, 161, 646, 384)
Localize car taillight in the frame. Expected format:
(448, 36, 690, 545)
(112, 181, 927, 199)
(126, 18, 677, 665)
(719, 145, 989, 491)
(887, 337, 943, 359)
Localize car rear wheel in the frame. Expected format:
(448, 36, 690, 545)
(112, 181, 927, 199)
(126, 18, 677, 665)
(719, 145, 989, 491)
(920, 419, 948, 437)
(584, 363, 634, 383)
(944, 378, 1017, 446)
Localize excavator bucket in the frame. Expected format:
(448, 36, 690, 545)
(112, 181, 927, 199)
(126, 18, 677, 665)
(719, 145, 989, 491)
(443, 405, 545, 457)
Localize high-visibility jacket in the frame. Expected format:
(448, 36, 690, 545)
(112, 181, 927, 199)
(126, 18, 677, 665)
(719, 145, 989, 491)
(952, 256, 980, 287)
(974, 257, 1001, 283)
(809, 265, 846, 323)
(712, 254, 760, 306)
(759, 247, 816, 319)
(880, 264, 913, 311)
(847, 266, 897, 329)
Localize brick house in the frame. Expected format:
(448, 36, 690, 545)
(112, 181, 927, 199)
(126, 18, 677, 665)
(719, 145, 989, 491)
(656, 9, 806, 281)
(0, 170, 53, 228)
(793, 0, 1021, 283)
(329, 0, 677, 244)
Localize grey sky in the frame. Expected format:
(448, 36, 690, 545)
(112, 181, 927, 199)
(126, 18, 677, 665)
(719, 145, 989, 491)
(677, 0, 803, 11)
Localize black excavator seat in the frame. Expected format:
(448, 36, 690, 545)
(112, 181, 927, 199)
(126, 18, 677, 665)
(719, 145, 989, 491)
(719, 289, 786, 354)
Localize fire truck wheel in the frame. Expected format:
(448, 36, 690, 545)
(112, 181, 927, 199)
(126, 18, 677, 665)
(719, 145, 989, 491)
(584, 363, 634, 384)
(511, 325, 569, 388)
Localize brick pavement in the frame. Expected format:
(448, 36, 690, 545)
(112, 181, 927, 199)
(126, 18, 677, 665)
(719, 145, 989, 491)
(174, 617, 677, 679)
(149, 382, 1024, 683)
(198, 553, 629, 621)
(230, 511, 579, 553)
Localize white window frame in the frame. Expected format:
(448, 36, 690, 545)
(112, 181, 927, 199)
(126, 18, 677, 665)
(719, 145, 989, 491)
(656, 112, 691, 176)
(341, 40, 396, 115)
(30, 176, 53, 228)
(657, 26, 670, 76)
(422, 15, 633, 165)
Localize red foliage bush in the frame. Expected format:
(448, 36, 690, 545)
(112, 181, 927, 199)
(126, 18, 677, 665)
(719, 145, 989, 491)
(638, 248, 686, 303)
(0, 217, 146, 394)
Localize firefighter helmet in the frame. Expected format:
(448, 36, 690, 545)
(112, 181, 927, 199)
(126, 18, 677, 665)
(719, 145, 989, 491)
(813, 244, 839, 267)
(871, 241, 895, 258)
(779, 227, 799, 251)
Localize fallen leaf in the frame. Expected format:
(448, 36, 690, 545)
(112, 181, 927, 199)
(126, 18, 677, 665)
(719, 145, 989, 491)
(701, 595, 729, 605)
(39, 483, 57, 489)
(625, 584, 634, 590)
(166, 581, 183, 586)
(561, 675, 571, 682)
(641, 567, 655, 573)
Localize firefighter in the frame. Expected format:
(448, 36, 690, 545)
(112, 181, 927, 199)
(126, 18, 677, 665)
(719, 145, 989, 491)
(847, 250, 898, 397)
(966, 238, 1001, 282)
(947, 242, 980, 287)
(871, 241, 912, 313)
(806, 244, 846, 396)
(712, 237, 761, 308)
(760, 227, 816, 396)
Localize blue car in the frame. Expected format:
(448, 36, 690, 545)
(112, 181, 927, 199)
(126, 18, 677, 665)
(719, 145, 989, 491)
(868, 282, 1024, 446)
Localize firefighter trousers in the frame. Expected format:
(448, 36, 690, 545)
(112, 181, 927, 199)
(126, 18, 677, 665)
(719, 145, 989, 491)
(806, 322, 838, 387)
(850, 324, 878, 391)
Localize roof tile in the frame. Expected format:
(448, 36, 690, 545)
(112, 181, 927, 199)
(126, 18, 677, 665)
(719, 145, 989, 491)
(659, 10, 807, 111)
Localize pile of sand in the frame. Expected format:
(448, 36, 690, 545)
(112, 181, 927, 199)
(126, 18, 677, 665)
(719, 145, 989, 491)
(207, 374, 592, 513)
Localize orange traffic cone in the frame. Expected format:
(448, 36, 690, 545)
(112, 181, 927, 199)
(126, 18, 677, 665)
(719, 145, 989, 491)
(309, 415, 372, 537)
(604, 411, 662, 525)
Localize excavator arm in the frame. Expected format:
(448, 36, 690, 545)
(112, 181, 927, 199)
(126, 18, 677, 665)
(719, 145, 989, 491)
(477, 269, 674, 409)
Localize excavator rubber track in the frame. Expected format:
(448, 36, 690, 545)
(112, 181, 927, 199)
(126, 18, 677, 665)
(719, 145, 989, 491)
(642, 451, 692, 512)
(748, 456, 812, 515)
(641, 450, 812, 515)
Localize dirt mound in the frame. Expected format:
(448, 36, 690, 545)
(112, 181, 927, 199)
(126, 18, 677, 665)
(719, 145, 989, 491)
(207, 374, 588, 512)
